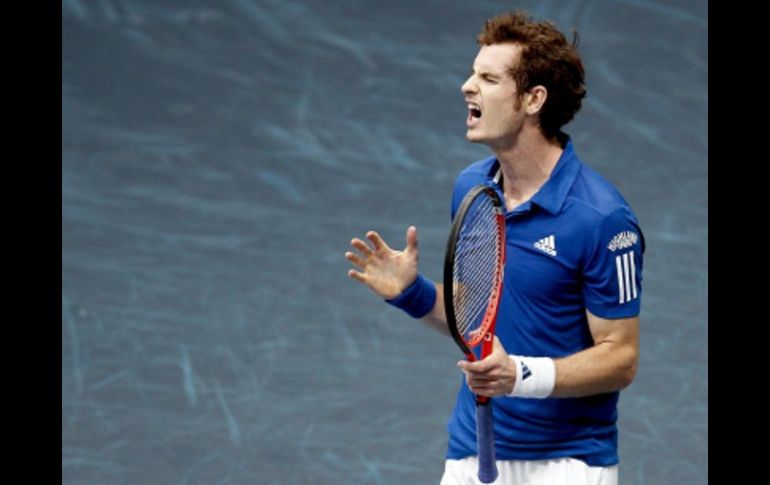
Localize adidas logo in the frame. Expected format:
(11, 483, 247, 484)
(534, 235, 557, 256)
(521, 362, 532, 381)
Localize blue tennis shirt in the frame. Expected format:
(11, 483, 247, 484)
(446, 137, 644, 467)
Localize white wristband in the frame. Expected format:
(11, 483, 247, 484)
(507, 355, 556, 398)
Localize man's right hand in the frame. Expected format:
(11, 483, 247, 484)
(345, 226, 419, 300)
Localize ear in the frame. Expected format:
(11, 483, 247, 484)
(524, 85, 548, 115)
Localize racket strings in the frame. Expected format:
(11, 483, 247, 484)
(452, 196, 503, 343)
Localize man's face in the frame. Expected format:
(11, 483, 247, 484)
(461, 43, 526, 149)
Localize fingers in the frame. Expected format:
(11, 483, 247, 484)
(468, 383, 497, 397)
(345, 251, 366, 269)
(405, 225, 418, 253)
(457, 342, 516, 397)
(461, 367, 497, 396)
(458, 356, 496, 373)
(492, 335, 505, 353)
(459, 362, 507, 396)
(366, 231, 390, 252)
(350, 238, 373, 258)
(347, 269, 368, 284)
(351, 227, 416, 257)
(457, 347, 508, 381)
(457, 337, 507, 372)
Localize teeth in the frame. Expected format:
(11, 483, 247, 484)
(467, 102, 482, 119)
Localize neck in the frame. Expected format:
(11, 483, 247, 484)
(493, 130, 564, 211)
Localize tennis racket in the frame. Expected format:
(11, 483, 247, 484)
(444, 184, 506, 484)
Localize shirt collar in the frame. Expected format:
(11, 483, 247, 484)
(490, 136, 582, 216)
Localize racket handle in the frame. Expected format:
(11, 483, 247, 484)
(476, 402, 498, 483)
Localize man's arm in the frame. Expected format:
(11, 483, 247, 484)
(550, 311, 638, 397)
(457, 311, 639, 398)
(421, 283, 449, 336)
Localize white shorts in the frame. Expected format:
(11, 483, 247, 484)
(440, 456, 618, 485)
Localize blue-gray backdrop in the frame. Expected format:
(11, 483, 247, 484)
(62, 1, 708, 483)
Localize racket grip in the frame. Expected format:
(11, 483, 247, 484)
(476, 402, 498, 483)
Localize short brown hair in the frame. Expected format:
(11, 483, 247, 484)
(478, 11, 586, 139)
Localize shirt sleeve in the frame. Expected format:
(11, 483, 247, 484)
(582, 207, 645, 319)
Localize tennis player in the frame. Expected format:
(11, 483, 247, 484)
(346, 11, 644, 485)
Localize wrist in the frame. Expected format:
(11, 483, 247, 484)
(507, 355, 555, 398)
(385, 273, 436, 319)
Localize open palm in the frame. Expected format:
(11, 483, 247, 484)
(346, 226, 419, 300)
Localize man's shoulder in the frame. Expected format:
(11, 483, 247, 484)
(567, 162, 636, 220)
(563, 161, 644, 253)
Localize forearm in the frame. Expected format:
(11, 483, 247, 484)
(549, 341, 638, 398)
(458, 312, 639, 400)
(384, 274, 449, 336)
(420, 282, 449, 336)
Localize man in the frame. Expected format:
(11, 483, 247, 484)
(345, 11, 643, 485)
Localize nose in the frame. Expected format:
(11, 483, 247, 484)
(461, 75, 477, 95)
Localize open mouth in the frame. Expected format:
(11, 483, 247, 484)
(468, 103, 482, 121)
